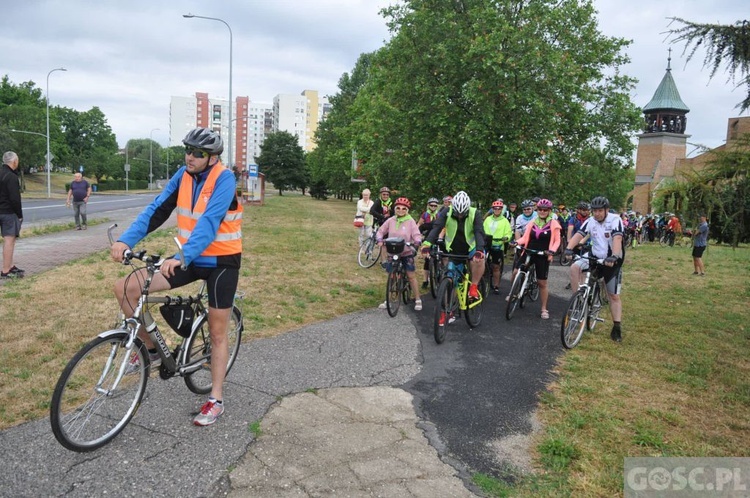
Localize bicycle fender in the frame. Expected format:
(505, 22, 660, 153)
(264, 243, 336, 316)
(97, 329, 130, 340)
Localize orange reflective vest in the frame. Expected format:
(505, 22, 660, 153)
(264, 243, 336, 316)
(176, 163, 243, 257)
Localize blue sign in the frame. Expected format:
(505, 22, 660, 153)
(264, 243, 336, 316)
(248, 164, 258, 177)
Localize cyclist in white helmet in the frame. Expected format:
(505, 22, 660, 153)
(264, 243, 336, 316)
(421, 191, 486, 307)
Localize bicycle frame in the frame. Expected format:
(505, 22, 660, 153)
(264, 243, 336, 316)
(438, 251, 482, 311)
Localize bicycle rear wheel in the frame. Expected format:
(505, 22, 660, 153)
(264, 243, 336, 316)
(505, 273, 524, 320)
(465, 276, 485, 328)
(386, 268, 402, 317)
(50, 332, 148, 452)
(184, 306, 243, 394)
(561, 290, 588, 349)
(357, 237, 381, 268)
(433, 278, 454, 344)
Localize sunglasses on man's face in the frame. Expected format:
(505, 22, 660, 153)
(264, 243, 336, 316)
(185, 147, 210, 159)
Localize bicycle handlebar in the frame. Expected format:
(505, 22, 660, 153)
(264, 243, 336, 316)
(107, 223, 186, 270)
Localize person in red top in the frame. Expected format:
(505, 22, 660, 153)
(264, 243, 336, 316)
(514, 199, 561, 319)
(667, 214, 682, 246)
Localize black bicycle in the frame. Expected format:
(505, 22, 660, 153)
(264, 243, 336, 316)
(383, 237, 415, 317)
(50, 226, 244, 452)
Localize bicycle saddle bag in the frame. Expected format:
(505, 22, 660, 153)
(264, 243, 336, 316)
(159, 303, 195, 338)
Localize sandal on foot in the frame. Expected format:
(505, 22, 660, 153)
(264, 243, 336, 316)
(541, 310, 550, 319)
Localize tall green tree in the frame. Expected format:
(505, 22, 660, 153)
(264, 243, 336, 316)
(668, 18, 750, 111)
(344, 0, 641, 207)
(256, 131, 308, 195)
(308, 52, 376, 199)
(59, 106, 118, 173)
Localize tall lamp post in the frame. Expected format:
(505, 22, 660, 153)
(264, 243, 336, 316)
(183, 13, 233, 170)
(46, 67, 67, 198)
(149, 128, 160, 190)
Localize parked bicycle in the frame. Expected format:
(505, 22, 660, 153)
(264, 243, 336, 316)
(505, 246, 543, 320)
(357, 225, 382, 268)
(383, 237, 415, 317)
(433, 250, 486, 344)
(50, 226, 244, 452)
(560, 253, 609, 349)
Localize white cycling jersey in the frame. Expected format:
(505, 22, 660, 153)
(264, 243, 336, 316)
(514, 212, 537, 237)
(577, 212, 624, 259)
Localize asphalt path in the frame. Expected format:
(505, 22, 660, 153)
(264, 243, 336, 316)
(0, 225, 574, 496)
(405, 263, 571, 478)
(22, 193, 161, 225)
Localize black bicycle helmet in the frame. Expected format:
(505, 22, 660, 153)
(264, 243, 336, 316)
(182, 127, 224, 155)
(577, 201, 590, 210)
(521, 199, 534, 209)
(590, 196, 609, 209)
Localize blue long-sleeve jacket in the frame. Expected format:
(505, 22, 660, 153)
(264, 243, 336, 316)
(118, 165, 239, 268)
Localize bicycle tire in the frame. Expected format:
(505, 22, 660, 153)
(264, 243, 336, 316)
(561, 290, 588, 349)
(586, 283, 604, 331)
(184, 306, 243, 395)
(428, 256, 439, 299)
(357, 237, 381, 268)
(599, 279, 610, 306)
(50, 332, 148, 452)
(659, 234, 668, 247)
(505, 272, 524, 320)
(465, 276, 485, 328)
(433, 278, 453, 344)
(386, 268, 402, 317)
(559, 246, 571, 266)
(528, 271, 540, 302)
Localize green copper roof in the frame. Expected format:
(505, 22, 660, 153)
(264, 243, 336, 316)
(643, 67, 690, 113)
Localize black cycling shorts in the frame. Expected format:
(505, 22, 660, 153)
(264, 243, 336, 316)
(164, 265, 239, 309)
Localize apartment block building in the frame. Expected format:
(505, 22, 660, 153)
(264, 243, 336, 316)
(169, 89, 330, 168)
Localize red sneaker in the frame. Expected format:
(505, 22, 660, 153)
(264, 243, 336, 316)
(438, 312, 446, 326)
(468, 284, 480, 300)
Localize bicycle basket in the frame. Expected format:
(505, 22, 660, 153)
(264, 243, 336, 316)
(384, 237, 405, 255)
(159, 303, 195, 338)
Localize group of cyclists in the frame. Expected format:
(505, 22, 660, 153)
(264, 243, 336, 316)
(361, 188, 626, 343)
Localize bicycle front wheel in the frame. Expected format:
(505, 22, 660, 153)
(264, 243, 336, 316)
(184, 306, 243, 395)
(50, 332, 148, 452)
(433, 278, 454, 344)
(506, 273, 524, 320)
(561, 290, 588, 349)
(357, 237, 381, 268)
(586, 284, 604, 331)
(386, 268, 402, 317)
(465, 276, 485, 328)
(428, 257, 439, 299)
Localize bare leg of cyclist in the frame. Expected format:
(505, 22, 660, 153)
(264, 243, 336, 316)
(569, 264, 582, 292)
(113, 268, 171, 350)
(608, 294, 622, 322)
(406, 270, 421, 308)
(207, 306, 230, 402)
(470, 257, 484, 286)
(538, 279, 549, 316)
(492, 263, 501, 288)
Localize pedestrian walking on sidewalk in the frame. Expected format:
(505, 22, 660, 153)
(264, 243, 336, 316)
(66, 172, 91, 230)
(0, 151, 24, 279)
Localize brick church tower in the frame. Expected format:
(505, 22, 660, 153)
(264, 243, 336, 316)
(631, 53, 690, 214)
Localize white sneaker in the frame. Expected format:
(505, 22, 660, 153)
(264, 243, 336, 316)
(378, 301, 387, 309)
(414, 300, 423, 311)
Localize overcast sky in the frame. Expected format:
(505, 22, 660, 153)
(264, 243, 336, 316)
(2, 0, 747, 156)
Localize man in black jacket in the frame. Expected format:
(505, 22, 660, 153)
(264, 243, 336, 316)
(0, 151, 24, 279)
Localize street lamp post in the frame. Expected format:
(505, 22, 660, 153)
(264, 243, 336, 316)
(149, 128, 160, 190)
(46, 67, 67, 198)
(183, 13, 233, 170)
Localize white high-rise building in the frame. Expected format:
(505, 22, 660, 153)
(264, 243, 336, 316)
(273, 94, 308, 148)
(245, 102, 273, 163)
(169, 92, 233, 165)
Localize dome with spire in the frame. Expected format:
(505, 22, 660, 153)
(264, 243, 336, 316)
(643, 50, 690, 134)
